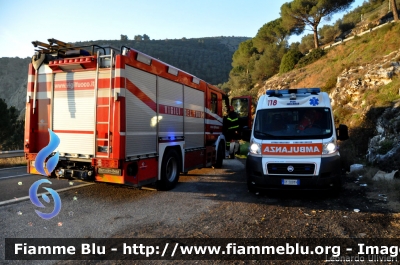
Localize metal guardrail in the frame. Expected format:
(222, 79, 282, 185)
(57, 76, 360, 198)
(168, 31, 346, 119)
(323, 20, 396, 51)
(0, 150, 24, 158)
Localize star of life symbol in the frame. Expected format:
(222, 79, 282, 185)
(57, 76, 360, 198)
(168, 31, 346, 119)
(309, 97, 319, 106)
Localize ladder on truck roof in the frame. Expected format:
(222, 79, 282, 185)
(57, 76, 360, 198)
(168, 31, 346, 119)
(32, 38, 107, 57)
(32, 38, 74, 55)
(94, 49, 114, 158)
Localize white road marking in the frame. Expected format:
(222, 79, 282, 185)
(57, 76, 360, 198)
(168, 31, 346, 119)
(0, 183, 95, 206)
(0, 166, 26, 171)
(0, 174, 30, 180)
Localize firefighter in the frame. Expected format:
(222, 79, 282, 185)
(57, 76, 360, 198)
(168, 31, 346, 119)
(224, 106, 240, 158)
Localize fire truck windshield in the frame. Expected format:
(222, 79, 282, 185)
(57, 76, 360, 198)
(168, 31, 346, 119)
(253, 107, 333, 140)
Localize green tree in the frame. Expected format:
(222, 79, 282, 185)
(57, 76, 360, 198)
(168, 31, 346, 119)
(134, 35, 143, 41)
(289, 41, 301, 51)
(120, 34, 128, 41)
(231, 39, 257, 69)
(229, 64, 253, 92)
(3, 120, 24, 150)
(143, 34, 150, 41)
(318, 24, 341, 44)
(391, 0, 399, 21)
(228, 40, 257, 91)
(280, 0, 354, 49)
(253, 18, 291, 53)
(297, 48, 326, 68)
(227, 20, 293, 97)
(0, 99, 23, 150)
(299, 34, 315, 53)
(279, 48, 304, 73)
(253, 44, 286, 81)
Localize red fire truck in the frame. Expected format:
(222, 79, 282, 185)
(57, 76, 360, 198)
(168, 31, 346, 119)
(24, 39, 251, 190)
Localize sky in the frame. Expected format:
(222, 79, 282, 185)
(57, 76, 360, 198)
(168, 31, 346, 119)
(0, 0, 364, 58)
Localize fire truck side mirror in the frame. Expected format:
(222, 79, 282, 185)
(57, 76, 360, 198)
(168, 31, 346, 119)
(337, 124, 349, 141)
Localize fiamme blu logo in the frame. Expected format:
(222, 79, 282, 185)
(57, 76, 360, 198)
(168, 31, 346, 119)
(29, 129, 62, 220)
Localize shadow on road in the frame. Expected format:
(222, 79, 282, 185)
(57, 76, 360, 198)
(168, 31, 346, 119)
(171, 158, 394, 215)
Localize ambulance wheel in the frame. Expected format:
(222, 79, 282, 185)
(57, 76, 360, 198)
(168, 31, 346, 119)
(214, 141, 225, 168)
(247, 179, 257, 193)
(330, 176, 343, 197)
(158, 148, 180, 191)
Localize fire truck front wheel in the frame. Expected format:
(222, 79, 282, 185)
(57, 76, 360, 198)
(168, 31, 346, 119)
(158, 148, 180, 190)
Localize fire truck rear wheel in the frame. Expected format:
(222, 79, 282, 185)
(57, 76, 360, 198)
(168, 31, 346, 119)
(158, 148, 180, 190)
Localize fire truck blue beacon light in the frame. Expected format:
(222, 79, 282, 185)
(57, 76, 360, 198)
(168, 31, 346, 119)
(29, 179, 62, 220)
(34, 129, 60, 176)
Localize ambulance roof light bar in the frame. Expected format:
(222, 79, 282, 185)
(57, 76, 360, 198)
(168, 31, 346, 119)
(266, 88, 320, 97)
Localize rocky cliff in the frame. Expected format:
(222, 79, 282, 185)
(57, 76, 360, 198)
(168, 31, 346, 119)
(0, 57, 30, 118)
(331, 49, 400, 171)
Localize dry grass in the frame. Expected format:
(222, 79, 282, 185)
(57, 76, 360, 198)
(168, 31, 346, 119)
(294, 23, 400, 92)
(371, 177, 400, 202)
(0, 156, 27, 168)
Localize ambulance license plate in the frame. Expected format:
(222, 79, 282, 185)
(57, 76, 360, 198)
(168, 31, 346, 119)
(282, 179, 300, 185)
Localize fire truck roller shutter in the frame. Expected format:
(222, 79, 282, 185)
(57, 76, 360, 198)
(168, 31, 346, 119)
(184, 86, 205, 149)
(158, 77, 183, 139)
(125, 66, 157, 156)
(53, 71, 96, 156)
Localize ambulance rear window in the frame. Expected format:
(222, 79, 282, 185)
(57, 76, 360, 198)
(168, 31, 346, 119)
(253, 107, 333, 140)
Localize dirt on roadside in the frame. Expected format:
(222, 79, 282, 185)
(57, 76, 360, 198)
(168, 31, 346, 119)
(54, 158, 400, 265)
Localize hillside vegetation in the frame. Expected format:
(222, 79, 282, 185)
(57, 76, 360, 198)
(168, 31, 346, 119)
(0, 36, 247, 115)
(259, 22, 400, 170)
(267, 22, 399, 102)
(218, 0, 400, 171)
(0, 36, 247, 150)
(0, 57, 31, 115)
(223, 0, 399, 98)
(75, 36, 248, 85)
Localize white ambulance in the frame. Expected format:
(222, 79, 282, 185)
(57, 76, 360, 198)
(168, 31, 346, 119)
(246, 88, 348, 193)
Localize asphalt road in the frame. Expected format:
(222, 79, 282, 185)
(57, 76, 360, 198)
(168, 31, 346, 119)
(1, 159, 399, 265)
(0, 166, 92, 204)
(0, 160, 245, 265)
